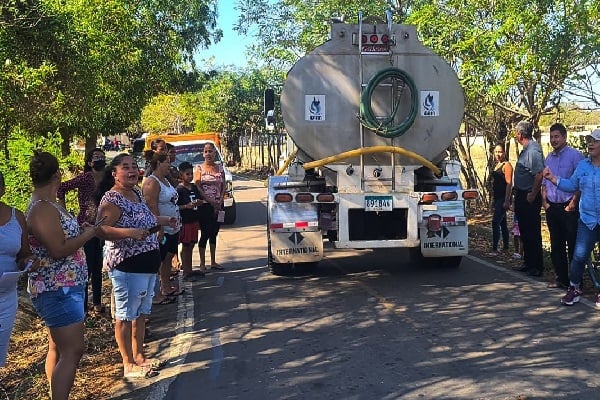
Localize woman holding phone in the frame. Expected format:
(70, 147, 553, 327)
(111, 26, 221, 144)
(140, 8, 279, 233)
(95, 153, 176, 379)
(26, 151, 100, 400)
(194, 142, 226, 271)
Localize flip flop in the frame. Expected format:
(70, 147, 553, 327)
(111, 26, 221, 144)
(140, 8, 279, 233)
(124, 365, 159, 379)
(152, 296, 176, 305)
(210, 264, 225, 270)
(163, 288, 185, 297)
(140, 358, 167, 371)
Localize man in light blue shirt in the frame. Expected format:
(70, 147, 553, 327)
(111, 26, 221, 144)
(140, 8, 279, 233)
(543, 129, 600, 306)
(541, 123, 584, 288)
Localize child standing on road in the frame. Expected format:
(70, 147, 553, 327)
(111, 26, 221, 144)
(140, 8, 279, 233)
(512, 213, 523, 259)
(176, 162, 203, 281)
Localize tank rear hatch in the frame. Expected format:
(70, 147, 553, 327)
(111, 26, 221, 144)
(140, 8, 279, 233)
(281, 22, 464, 166)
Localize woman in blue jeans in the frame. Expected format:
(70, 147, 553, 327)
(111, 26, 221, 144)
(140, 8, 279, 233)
(26, 151, 100, 400)
(543, 129, 600, 306)
(487, 144, 513, 256)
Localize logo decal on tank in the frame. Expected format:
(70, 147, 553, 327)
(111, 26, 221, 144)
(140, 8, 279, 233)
(305, 95, 326, 121)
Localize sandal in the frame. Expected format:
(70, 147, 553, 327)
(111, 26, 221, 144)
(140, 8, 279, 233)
(152, 296, 176, 305)
(124, 365, 159, 379)
(210, 264, 225, 270)
(139, 358, 167, 371)
(162, 288, 185, 297)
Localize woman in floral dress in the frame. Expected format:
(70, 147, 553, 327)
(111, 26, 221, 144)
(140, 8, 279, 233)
(26, 151, 100, 400)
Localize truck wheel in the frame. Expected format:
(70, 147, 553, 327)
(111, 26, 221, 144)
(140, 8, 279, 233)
(224, 199, 236, 224)
(441, 256, 462, 268)
(409, 248, 462, 268)
(267, 240, 292, 275)
(269, 261, 292, 276)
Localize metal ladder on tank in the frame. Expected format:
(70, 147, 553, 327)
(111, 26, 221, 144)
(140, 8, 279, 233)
(357, 10, 397, 193)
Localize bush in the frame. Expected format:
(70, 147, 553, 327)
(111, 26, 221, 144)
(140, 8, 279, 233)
(0, 128, 83, 212)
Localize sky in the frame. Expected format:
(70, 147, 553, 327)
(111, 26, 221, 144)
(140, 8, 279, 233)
(195, 0, 251, 69)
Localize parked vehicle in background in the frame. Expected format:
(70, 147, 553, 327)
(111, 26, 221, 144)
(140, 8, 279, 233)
(143, 133, 236, 224)
(130, 137, 146, 181)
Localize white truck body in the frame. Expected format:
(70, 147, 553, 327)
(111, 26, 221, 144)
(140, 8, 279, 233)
(266, 15, 476, 273)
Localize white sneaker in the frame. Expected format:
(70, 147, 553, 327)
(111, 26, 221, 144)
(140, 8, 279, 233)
(596, 293, 600, 308)
(512, 253, 522, 259)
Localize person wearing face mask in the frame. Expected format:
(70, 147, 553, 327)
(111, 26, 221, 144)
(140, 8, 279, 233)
(58, 147, 107, 314)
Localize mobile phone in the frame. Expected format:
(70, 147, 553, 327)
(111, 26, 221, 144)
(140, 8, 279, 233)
(148, 224, 162, 234)
(23, 259, 34, 272)
(94, 215, 108, 228)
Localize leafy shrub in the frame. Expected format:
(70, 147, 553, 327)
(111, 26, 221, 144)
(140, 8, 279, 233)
(0, 128, 83, 212)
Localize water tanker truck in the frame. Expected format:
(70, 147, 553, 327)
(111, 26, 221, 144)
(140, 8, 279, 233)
(266, 12, 478, 274)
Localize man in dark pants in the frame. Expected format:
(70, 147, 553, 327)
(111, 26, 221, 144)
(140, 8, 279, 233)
(512, 121, 545, 276)
(541, 123, 584, 288)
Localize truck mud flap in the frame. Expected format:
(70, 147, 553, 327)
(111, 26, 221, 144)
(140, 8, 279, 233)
(270, 230, 323, 264)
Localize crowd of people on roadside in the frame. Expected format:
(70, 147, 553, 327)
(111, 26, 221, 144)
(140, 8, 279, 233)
(2, 123, 600, 395)
(0, 137, 227, 397)
(487, 121, 600, 307)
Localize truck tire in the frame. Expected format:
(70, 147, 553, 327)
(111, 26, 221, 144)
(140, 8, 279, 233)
(267, 230, 292, 275)
(224, 199, 237, 224)
(409, 248, 462, 268)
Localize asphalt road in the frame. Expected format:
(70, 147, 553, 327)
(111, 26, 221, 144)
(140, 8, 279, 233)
(113, 177, 600, 400)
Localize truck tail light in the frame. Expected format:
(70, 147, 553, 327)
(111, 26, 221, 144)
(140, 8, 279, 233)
(462, 191, 478, 200)
(421, 193, 438, 203)
(295, 193, 314, 203)
(316, 193, 335, 202)
(441, 191, 458, 201)
(274, 193, 293, 202)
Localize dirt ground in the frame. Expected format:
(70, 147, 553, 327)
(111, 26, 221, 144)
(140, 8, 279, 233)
(0, 208, 597, 400)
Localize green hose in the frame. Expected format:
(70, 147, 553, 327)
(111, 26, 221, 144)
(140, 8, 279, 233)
(359, 67, 418, 138)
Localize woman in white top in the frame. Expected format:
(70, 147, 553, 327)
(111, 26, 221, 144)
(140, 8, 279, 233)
(0, 171, 38, 367)
(142, 152, 182, 302)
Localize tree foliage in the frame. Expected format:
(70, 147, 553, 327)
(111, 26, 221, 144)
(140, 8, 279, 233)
(0, 0, 222, 155)
(236, 0, 397, 69)
(194, 68, 281, 163)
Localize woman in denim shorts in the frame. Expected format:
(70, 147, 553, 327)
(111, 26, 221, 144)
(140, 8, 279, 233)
(26, 151, 100, 400)
(96, 153, 177, 379)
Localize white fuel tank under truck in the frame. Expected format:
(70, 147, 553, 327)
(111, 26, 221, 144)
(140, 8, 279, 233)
(266, 12, 478, 275)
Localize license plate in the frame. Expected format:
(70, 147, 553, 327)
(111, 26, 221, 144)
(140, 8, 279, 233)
(365, 196, 393, 212)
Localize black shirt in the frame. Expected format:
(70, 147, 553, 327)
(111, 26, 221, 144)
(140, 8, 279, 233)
(176, 183, 202, 223)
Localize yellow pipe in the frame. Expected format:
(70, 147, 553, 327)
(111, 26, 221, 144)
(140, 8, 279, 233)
(302, 146, 441, 176)
(275, 148, 298, 176)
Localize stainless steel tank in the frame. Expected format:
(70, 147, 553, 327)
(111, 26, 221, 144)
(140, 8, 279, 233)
(281, 22, 464, 166)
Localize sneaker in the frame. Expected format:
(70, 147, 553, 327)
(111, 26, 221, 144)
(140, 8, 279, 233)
(561, 286, 582, 306)
(596, 293, 600, 308)
(513, 253, 522, 259)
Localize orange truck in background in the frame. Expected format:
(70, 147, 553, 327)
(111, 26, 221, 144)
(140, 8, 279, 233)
(143, 132, 221, 152)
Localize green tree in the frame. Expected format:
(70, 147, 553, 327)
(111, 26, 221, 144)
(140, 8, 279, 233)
(141, 93, 199, 134)
(1, 0, 222, 156)
(194, 68, 281, 164)
(406, 0, 599, 197)
(237, 0, 395, 69)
